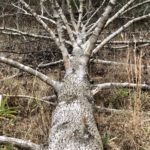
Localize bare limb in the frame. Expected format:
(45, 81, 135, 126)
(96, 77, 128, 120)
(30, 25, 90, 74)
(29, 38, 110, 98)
(40, 0, 45, 16)
(0, 57, 61, 90)
(90, 59, 150, 69)
(95, 106, 132, 115)
(53, 2, 72, 73)
(87, 0, 135, 32)
(0, 28, 71, 45)
(97, 40, 150, 45)
(0, 136, 41, 150)
(38, 60, 63, 68)
(95, 106, 150, 117)
(12, 2, 56, 25)
(92, 82, 150, 95)
(12, 2, 29, 15)
(19, 0, 61, 48)
(56, 1, 75, 44)
(84, 0, 116, 56)
(84, 0, 107, 27)
(0, 27, 51, 39)
(93, 14, 150, 54)
(77, 0, 84, 31)
(37, 44, 150, 67)
(1, 94, 57, 105)
(66, 0, 77, 31)
(122, 0, 150, 15)
(72, 0, 79, 10)
(105, 0, 135, 27)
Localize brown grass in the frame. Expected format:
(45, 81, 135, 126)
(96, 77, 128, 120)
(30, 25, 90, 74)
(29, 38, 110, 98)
(0, 31, 150, 149)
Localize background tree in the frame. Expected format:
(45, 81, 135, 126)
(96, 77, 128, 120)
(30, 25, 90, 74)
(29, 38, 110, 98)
(0, 0, 150, 149)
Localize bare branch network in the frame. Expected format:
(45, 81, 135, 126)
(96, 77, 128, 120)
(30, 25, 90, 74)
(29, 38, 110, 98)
(0, 0, 149, 81)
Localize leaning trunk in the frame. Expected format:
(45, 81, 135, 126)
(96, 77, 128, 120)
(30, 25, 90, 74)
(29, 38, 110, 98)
(48, 72, 103, 149)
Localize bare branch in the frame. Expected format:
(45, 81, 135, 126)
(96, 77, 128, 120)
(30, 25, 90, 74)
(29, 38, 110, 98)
(93, 14, 150, 54)
(105, 0, 135, 27)
(0, 27, 51, 39)
(122, 0, 150, 15)
(0, 136, 41, 150)
(19, 0, 61, 48)
(12, 2, 56, 25)
(40, 0, 44, 16)
(72, 0, 79, 10)
(56, 2, 75, 44)
(92, 82, 150, 95)
(95, 106, 132, 115)
(66, 0, 77, 31)
(12, 2, 29, 15)
(38, 60, 63, 68)
(90, 59, 150, 69)
(53, 2, 72, 73)
(1, 94, 57, 105)
(77, 0, 84, 31)
(97, 40, 150, 45)
(37, 45, 150, 67)
(84, 0, 116, 56)
(84, 0, 107, 27)
(0, 27, 72, 45)
(0, 57, 61, 90)
(95, 106, 150, 117)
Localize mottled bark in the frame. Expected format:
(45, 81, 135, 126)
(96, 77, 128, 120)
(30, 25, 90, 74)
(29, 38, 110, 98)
(48, 45, 103, 149)
(48, 73, 103, 150)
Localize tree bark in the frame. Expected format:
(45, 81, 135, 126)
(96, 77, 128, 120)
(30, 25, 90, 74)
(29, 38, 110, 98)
(48, 73, 103, 150)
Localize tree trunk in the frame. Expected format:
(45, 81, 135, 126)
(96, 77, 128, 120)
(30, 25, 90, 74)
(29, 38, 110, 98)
(48, 73, 103, 150)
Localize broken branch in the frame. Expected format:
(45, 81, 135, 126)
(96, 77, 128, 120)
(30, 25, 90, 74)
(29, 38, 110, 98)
(0, 136, 41, 150)
(92, 82, 150, 95)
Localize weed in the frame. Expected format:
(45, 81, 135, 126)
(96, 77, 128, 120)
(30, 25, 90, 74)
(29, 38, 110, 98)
(0, 96, 18, 119)
(0, 144, 14, 150)
(102, 132, 110, 146)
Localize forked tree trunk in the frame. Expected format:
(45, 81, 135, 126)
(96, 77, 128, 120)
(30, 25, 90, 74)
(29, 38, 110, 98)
(48, 58, 103, 149)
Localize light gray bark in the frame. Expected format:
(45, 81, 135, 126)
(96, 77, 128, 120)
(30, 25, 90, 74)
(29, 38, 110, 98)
(47, 39, 103, 149)
(48, 73, 103, 150)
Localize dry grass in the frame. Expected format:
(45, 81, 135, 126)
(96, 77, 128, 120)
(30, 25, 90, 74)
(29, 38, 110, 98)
(0, 31, 150, 149)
